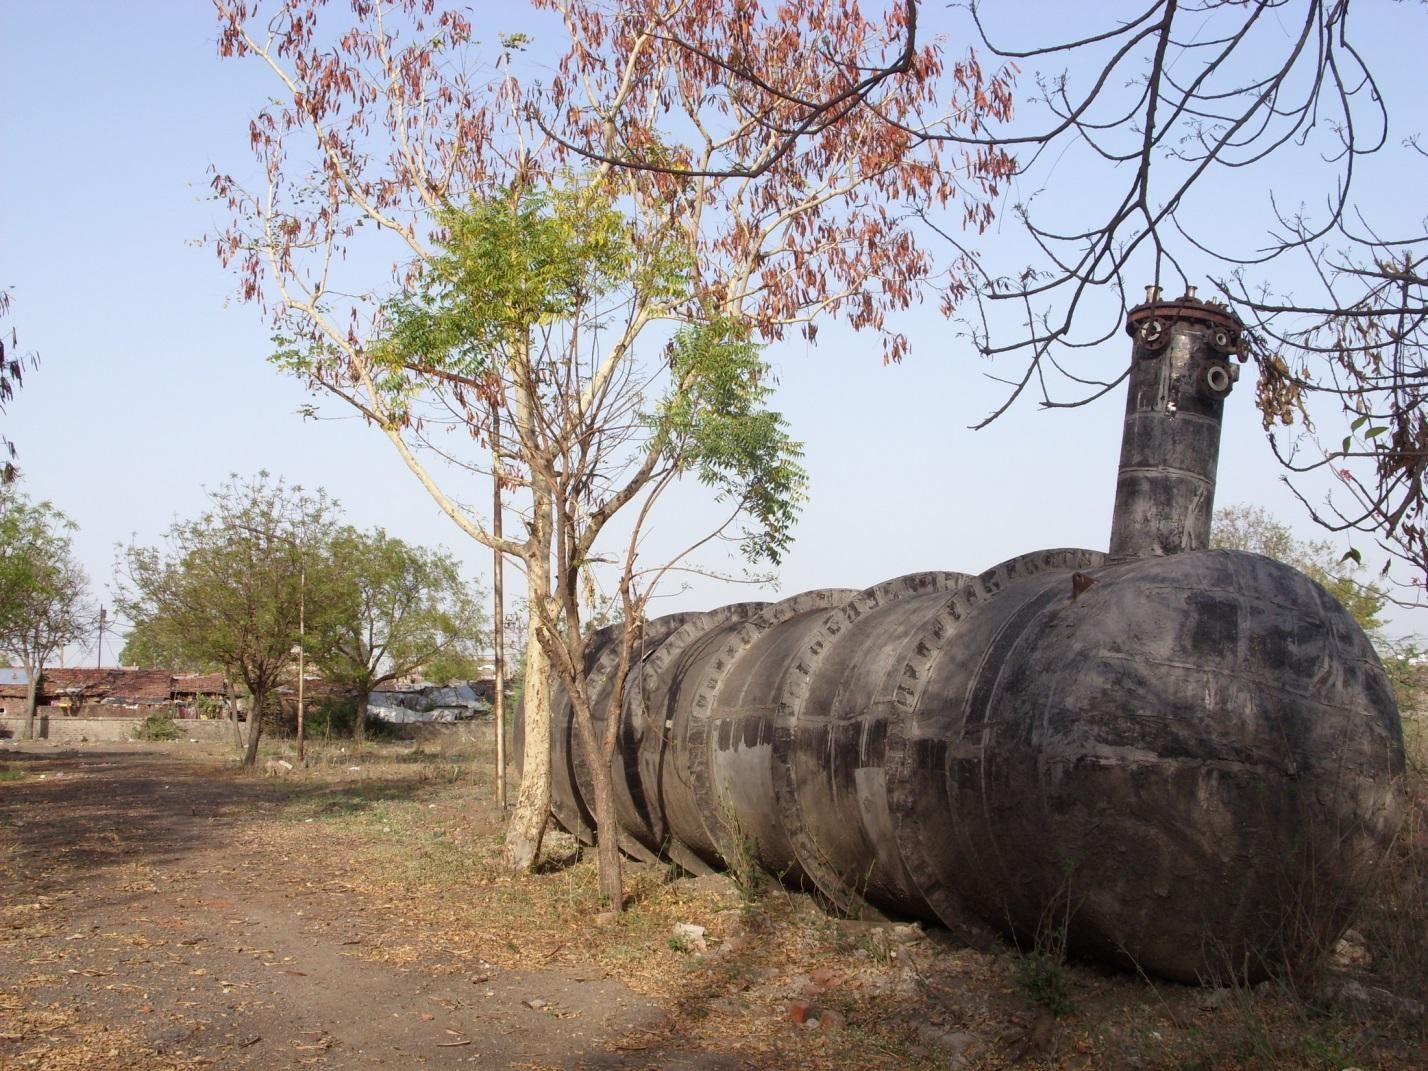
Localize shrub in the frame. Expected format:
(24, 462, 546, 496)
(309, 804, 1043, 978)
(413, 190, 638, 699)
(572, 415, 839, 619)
(1352, 715, 1428, 1036)
(133, 713, 180, 741)
(1014, 949, 1075, 1017)
(717, 794, 764, 904)
(304, 695, 358, 738)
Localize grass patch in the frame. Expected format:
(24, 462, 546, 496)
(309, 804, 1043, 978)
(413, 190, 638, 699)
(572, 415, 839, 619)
(163, 733, 1428, 1071)
(1352, 706, 1428, 1038)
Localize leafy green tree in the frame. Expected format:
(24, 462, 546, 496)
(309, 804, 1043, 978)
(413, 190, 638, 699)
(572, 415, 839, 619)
(118, 615, 217, 672)
(419, 646, 485, 691)
(119, 587, 247, 747)
(371, 185, 807, 904)
(0, 488, 94, 738)
(1211, 504, 1387, 638)
(214, 0, 1009, 880)
(118, 473, 337, 766)
(311, 527, 484, 741)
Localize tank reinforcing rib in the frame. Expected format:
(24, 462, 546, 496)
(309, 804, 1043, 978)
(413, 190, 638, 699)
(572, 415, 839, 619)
(535, 289, 1406, 983)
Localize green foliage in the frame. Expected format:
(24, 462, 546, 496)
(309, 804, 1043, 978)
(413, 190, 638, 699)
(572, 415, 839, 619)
(304, 695, 378, 739)
(372, 182, 686, 381)
(0, 487, 93, 680)
(652, 318, 808, 565)
(119, 473, 333, 683)
(373, 178, 806, 570)
(192, 693, 228, 718)
(120, 478, 485, 748)
(118, 472, 338, 762)
(119, 615, 218, 671)
(1211, 504, 1387, 638)
(419, 645, 484, 687)
(717, 793, 765, 904)
(133, 712, 180, 741)
(1014, 949, 1075, 1017)
(309, 526, 484, 705)
(1376, 638, 1426, 715)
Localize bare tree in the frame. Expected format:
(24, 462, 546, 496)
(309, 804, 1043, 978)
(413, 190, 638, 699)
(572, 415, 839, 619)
(0, 291, 39, 483)
(210, 0, 1015, 877)
(560, 1, 1428, 591)
(948, 2, 1426, 590)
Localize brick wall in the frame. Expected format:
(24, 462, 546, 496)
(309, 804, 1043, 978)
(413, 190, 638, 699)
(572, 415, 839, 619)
(0, 715, 234, 744)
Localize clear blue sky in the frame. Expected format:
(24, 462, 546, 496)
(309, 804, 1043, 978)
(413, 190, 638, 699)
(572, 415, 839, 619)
(4, 1, 1424, 663)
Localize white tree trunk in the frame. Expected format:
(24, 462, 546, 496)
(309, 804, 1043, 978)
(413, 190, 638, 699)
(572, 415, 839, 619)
(504, 626, 552, 870)
(21, 662, 39, 740)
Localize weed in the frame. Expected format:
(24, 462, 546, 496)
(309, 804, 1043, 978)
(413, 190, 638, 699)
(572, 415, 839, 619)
(1012, 876, 1078, 1016)
(667, 935, 692, 954)
(716, 790, 763, 903)
(132, 712, 180, 741)
(861, 930, 893, 964)
(0, 765, 25, 782)
(1015, 948, 1075, 1017)
(1353, 720, 1428, 1037)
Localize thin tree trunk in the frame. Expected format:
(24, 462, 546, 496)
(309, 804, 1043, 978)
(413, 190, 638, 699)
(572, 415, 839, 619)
(504, 628, 552, 870)
(226, 675, 243, 748)
(21, 662, 39, 740)
(591, 759, 624, 906)
(570, 687, 624, 907)
(243, 686, 263, 767)
(352, 686, 369, 742)
(503, 451, 554, 871)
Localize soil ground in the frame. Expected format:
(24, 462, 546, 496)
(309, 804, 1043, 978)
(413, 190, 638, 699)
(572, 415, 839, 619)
(0, 742, 694, 1071)
(1, 734, 1423, 1070)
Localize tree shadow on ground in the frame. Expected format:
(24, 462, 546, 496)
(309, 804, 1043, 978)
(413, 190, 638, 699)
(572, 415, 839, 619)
(0, 746, 454, 899)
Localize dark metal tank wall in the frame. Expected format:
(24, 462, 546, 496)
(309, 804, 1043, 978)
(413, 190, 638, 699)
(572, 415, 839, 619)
(537, 293, 1407, 983)
(1109, 288, 1242, 560)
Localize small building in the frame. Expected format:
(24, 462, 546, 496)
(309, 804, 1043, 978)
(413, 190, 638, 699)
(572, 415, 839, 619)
(172, 673, 233, 718)
(0, 668, 233, 719)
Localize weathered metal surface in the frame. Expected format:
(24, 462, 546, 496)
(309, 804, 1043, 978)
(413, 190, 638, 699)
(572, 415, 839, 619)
(536, 293, 1406, 981)
(1109, 293, 1244, 560)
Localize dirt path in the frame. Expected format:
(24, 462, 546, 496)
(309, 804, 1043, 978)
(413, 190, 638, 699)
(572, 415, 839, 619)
(6, 741, 1424, 1071)
(0, 746, 734, 1070)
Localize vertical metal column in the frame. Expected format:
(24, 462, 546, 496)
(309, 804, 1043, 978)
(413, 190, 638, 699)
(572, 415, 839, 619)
(1108, 287, 1246, 561)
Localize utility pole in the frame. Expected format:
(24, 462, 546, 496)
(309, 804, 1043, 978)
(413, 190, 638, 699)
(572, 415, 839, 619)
(491, 405, 507, 810)
(96, 607, 106, 668)
(296, 561, 306, 764)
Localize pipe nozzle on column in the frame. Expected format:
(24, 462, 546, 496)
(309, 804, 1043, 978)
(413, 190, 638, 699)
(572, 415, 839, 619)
(1110, 294, 1244, 560)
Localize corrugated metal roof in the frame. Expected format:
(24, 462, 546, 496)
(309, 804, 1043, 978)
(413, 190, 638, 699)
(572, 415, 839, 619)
(0, 667, 30, 687)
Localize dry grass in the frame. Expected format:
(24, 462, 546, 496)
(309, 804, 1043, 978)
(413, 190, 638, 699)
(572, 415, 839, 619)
(0, 992, 201, 1071)
(7, 727, 1410, 1069)
(1350, 706, 1428, 1036)
(233, 729, 1428, 1070)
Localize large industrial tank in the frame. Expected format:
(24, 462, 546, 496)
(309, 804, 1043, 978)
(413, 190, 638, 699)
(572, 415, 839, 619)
(537, 293, 1406, 982)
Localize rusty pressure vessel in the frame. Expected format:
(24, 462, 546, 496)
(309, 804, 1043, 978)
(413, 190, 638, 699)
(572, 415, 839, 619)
(541, 292, 1406, 982)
